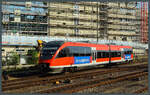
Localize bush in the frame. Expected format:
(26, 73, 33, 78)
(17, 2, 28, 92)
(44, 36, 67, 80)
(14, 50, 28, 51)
(2, 60, 6, 66)
(7, 52, 19, 65)
(27, 50, 39, 64)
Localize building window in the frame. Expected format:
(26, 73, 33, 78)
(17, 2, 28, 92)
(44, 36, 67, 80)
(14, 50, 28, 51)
(113, 37, 116, 40)
(2, 49, 5, 52)
(9, 14, 14, 21)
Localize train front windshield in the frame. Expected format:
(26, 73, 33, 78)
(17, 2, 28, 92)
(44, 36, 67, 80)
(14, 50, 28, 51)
(40, 47, 58, 59)
(40, 41, 64, 59)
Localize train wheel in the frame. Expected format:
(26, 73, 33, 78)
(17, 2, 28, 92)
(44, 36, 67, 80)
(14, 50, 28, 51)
(71, 67, 78, 73)
(40, 68, 45, 74)
(40, 67, 49, 74)
(129, 61, 131, 64)
(63, 67, 77, 73)
(69, 68, 74, 73)
(63, 68, 69, 73)
(104, 64, 111, 68)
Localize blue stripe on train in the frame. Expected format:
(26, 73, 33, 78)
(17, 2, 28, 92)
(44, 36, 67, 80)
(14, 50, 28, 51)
(74, 56, 91, 64)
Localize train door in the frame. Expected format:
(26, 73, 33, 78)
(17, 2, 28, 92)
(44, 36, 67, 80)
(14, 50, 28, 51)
(121, 48, 125, 61)
(91, 47, 97, 63)
(108, 45, 111, 64)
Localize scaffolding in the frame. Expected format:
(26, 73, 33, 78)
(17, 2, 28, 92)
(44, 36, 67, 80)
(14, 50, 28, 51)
(48, 2, 109, 39)
(140, 2, 148, 43)
(2, 1, 147, 43)
(2, 1, 48, 36)
(106, 2, 140, 42)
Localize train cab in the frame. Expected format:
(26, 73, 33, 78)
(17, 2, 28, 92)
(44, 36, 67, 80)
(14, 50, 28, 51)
(38, 41, 65, 72)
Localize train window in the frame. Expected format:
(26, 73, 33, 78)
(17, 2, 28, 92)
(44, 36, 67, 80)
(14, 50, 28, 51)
(126, 51, 128, 54)
(57, 48, 69, 58)
(101, 52, 103, 58)
(112, 52, 115, 57)
(97, 51, 109, 58)
(115, 52, 118, 57)
(113, 52, 116, 57)
(127, 51, 129, 54)
(124, 50, 132, 54)
(114, 52, 116, 57)
(129, 51, 131, 54)
(57, 50, 66, 58)
(102, 52, 105, 58)
(103, 52, 109, 58)
(99, 52, 102, 58)
(111, 52, 114, 57)
(111, 52, 119, 57)
(83, 47, 91, 56)
(126, 51, 131, 54)
(85, 53, 91, 56)
(106, 52, 109, 57)
(73, 53, 79, 56)
(97, 52, 101, 58)
(116, 52, 118, 57)
(68, 46, 91, 57)
(117, 52, 121, 57)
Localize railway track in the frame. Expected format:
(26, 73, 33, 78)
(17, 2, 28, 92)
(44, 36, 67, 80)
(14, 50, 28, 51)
(2, 63, 147, 92)
(2, 60, 147, 83)
(101, 78, 148, 94)
(36, 70, 148, 93)
(2, 62, 146, 84)
(134, 87, 148, 94)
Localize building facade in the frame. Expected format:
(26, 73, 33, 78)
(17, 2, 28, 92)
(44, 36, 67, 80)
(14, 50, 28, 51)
(2, 1, 48, 36)
(2, 1, 148, 43)
(48, 2, 142, 42)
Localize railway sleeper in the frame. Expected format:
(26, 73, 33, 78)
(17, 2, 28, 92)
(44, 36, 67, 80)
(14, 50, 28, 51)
(129, 76, 146, 81)
(63, 79, 73, 84)
(53, 79, 73, 85)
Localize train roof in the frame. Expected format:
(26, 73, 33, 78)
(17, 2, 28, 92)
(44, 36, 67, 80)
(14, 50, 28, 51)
(63, 41, 132, 51)
(46, 41, 132, 50)
(45, 41, 65, 47)
(65, 41, 132, 47)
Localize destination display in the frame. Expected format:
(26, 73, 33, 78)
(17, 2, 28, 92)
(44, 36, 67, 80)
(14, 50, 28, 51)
(74, 56, 91, 64)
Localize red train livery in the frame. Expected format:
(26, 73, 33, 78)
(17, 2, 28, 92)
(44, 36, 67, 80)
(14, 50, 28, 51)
(39, 41, 133, 73)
